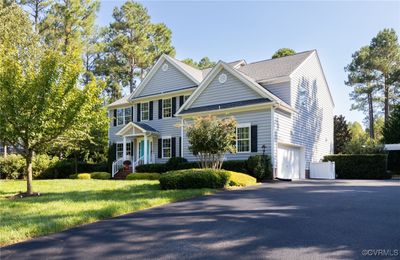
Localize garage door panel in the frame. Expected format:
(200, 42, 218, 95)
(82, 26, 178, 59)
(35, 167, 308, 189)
(277, 144, 301, 180)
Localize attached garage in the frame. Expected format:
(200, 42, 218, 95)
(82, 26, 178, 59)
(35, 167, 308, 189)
(277, 143, 305, 180)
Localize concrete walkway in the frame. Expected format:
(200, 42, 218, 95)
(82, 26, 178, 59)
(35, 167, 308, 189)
(2, 180, 400, 259)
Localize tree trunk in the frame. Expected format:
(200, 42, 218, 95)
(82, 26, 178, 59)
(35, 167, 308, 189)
(384, 75, 389, 125)
(3, 144, 7, 159)
(368, 92, 375, 139)
(130, 59, 135, 93)
(25, 150, 34, 195)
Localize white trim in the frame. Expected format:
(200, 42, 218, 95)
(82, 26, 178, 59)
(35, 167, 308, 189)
(129, 55, 200, 100)
(181, 118, 184, 158)
(271, 107, 275, 169)
(116, 141, 132, 160)
(236, 123, 251, 153)
(116, 122, 157, 136)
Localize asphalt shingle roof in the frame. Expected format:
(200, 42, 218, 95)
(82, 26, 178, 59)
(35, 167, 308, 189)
(237, 50, 314, 81)
(135, 122, 159, 133)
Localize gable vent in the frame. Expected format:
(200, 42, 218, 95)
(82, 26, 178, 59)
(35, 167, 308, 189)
(218, 73, 227, 83)
(162, 63, 169, 71)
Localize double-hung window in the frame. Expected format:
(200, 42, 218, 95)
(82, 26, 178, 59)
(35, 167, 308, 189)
(116, 142, 132, 159)
(124, 107, 132, 124)
(163, 99, 172, 118)
(162, 138, 171, 158)
(117, 109, 124, 126)
(236, 124, 250, 153)
(141, 102, 149, 121)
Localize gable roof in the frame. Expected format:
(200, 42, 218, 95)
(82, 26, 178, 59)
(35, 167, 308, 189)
(237, 50, 314, 82)
(176, 61, 293, 116)
(129, 54, 203, 100)
(108, 95, 130, 109)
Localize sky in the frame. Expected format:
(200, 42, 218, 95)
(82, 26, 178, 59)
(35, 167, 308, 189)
(97, 0, 400, 126)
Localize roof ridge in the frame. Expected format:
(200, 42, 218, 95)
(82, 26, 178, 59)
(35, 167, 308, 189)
(245, 50, 315, 66)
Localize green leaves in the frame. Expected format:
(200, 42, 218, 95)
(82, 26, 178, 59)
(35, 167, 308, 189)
(185, 116, 237, 169)
(272, 48, 296, 59)
(383, 105, 400, 144)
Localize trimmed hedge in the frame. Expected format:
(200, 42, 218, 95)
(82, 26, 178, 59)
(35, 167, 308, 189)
(388, 151, 400, 175)
(135, 163, 168, 173)
(159, 169, 230, 189)
(126, 173, 161, 180)
(69, 173, 91, 179)
(323, 154, 390, 179)
(90, 172, 111, 180)
(227, 171, 257, 187)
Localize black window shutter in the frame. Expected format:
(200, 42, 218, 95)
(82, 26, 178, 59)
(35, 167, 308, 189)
(179, 137, 182, 157)
(149, 101, 153, 120)
(158, 138, 162, 158)
(171, 137, 176, 157)
(136, 103, 141, 122)
(131, 106, 134, 122)
(113, 110, 117, 126)
(251, 125, 258, 152)
(172, 97, 176, 117)
(179, 95, 184, 106)
(158, 99, 162, 119)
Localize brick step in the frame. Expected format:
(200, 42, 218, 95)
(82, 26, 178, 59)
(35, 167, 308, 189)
(113, 167, 132, 180)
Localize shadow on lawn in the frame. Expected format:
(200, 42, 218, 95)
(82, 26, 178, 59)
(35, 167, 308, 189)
(2, 181, 400, 259)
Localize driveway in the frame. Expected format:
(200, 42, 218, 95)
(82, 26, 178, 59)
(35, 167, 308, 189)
(1, 180, 400, 259)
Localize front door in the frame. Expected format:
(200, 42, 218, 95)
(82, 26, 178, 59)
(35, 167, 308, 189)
(138, 139, 152, 162)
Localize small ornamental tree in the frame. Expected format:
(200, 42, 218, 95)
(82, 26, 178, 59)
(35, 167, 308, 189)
(185, 116, 237, 169)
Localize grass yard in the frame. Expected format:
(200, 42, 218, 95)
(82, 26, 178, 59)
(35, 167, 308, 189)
(0, 179, 215, 246)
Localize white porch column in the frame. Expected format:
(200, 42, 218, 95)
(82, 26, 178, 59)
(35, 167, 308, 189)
(143, 134, 148, 164)
(123, 136, 127, 160)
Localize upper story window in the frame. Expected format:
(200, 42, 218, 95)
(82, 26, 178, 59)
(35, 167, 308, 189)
(116, 107, 132, 126)
(124, 107, 132, 124)
(141, 102, 149, 121)
(117, 109, 124, 126)
(236, 124, 250, 153)
(163, 98, 172, 118)
(299, 85, 307, 107)
(162, 138, 171, 158)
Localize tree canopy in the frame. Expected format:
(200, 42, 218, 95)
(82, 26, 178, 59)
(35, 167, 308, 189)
(333, 115, 352, 154)
(272, 48, 296, 59)
(182, 56, 216, 69)
(383, 105, 400, 144)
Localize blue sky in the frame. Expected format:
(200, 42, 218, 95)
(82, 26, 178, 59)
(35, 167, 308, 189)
(97, 1, 400, 125)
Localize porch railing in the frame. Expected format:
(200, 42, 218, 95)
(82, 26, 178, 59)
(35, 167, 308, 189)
(112, 155, 132, 178)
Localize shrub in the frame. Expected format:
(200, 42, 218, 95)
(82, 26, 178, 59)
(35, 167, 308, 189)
(246, 155, 272, 181)
(165, 157, 188, 170)
(33, 154, 59, 178)
(0, 154, 25, 179)
(90, 172, 111, 180)
(387, 151, 400, 175)
(226, 171, 257, 187)
(323, 154, 389, 179)
(69, 173, 91, 179)
(220, 160, 247, 173)
(126, 173, 161, 180)
(135, 163, 167, 173)
(159, 169, 230, 190)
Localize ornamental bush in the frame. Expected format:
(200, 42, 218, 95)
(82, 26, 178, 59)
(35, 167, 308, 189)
(226, 171, 257, 187)
(159, 169, 230, 189)
(323, 154, 389, 179)
(246, 155, 272, 181)
(135, 163, 167, 173)
(90, 172, 111, 179)
(69, 173, 91, 179)
(126, 173, 161, 180)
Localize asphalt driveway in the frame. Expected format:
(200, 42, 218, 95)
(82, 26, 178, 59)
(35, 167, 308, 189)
(1, 180, 400, 259)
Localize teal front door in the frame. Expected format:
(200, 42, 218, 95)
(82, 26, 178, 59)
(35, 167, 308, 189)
(139, 140, 151, 160)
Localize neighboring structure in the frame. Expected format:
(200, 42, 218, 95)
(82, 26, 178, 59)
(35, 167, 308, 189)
(108, 50, 334, 179)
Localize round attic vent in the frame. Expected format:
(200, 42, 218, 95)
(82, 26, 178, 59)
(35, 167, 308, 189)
(162, 63, 169, 71)
(218, 73, 227, 83)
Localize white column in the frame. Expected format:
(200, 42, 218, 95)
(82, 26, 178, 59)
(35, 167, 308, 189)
(181, 118, 184, 158)
(123, 136, 127, 160)
(144, 134, 148, 164)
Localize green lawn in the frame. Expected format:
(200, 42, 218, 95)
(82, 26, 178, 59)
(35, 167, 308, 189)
(0, 179, 214, 246)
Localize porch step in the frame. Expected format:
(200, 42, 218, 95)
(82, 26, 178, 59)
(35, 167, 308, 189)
(113, 168, 132, 180)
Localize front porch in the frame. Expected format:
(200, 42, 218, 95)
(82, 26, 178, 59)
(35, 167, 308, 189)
(112, 122, 159, 178)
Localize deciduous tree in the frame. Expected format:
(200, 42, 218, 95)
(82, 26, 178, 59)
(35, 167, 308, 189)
(272, 48, 296, 59)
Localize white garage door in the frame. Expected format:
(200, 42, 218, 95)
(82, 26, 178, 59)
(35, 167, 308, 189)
(277, 144, 301, 180)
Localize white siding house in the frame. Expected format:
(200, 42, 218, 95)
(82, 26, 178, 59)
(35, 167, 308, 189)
(107, 50, 334, 179)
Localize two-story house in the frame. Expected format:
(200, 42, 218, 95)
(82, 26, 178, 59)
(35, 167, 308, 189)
(108, 50, 334, 179)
